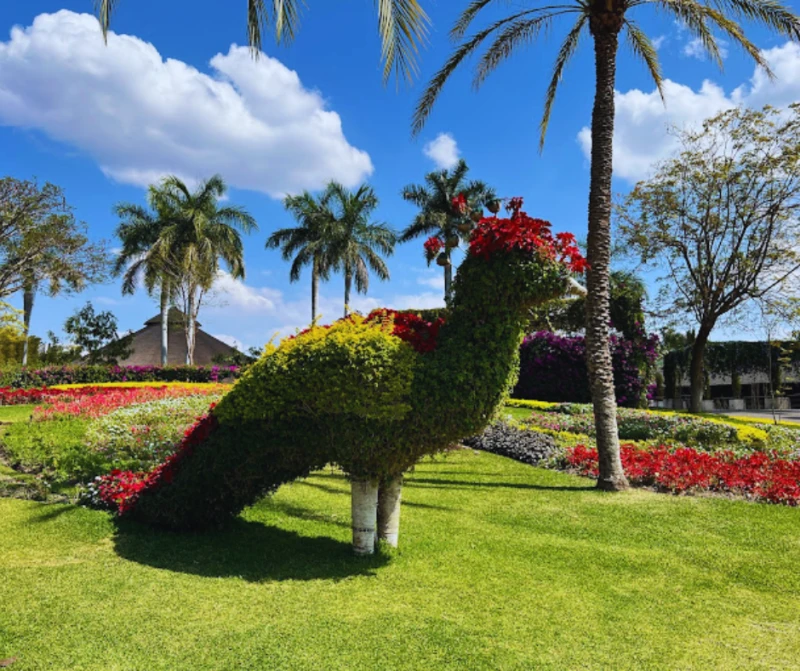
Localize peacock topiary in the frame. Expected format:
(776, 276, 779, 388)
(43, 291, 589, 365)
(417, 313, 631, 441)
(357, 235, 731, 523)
(97, 199, 587, 554)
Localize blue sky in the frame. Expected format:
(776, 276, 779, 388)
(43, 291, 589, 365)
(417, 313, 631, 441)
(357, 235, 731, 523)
(1, 1, 799, 350)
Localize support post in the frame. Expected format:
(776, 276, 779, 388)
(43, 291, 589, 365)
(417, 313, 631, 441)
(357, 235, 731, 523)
(351, 478, 379, 555)
(377, 475, 403, 548)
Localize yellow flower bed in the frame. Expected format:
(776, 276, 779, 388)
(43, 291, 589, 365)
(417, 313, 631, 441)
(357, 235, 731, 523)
(50, 382, 229, 391)
(505, 398, 559, 411)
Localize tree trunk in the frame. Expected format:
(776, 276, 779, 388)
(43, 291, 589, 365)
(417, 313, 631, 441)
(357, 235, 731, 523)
(377, 475, 402, 548)
(311, 256, 319, 324)
(185, 290, 196, 366)
(351, 477, 379, 555)
(344, 267, 352, 318)
(444, 260, 453, 306)
(160, 280, 169, 367)
(585, 24, 628, 491)
(21, 280, 36, 366)
(689, 325, 712, 413)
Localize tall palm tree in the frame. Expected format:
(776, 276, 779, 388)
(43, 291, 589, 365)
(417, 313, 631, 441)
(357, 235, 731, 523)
(153, 175, 258, 365)
(401, 159, 495, 304)
(94, 0, 429, 84)
(325, 183, 397, 317)
(266, 191, 338, 323)
(114, 188, 179, 366)
(412, 0, 800, 492)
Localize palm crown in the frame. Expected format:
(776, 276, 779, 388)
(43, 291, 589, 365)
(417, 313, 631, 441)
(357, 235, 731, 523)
(94, 0, 429, 84)
(401, 159, 495, 303)
(413, 0, 800, 146)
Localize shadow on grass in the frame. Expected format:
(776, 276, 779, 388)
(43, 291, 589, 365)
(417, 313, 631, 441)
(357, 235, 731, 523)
(296, 480, 452, 510)
(404, 477, 595, 493)
(112, 518, 389, 583)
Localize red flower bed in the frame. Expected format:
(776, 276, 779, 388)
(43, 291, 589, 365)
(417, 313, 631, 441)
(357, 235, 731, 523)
(0, 386, 123, 406)
(567, 444, 800, 505)
(469, 197, 587, 273)
(97, 407, 219, 514)
(33, 385, 218, 420)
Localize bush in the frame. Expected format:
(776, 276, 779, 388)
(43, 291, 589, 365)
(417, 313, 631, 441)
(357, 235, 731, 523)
(0, 364, 239, 388)
(514, 328, 659, 407)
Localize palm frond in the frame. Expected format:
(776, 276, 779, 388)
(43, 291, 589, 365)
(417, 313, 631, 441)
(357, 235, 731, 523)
(450, 0, 499, 40)
(474, 12, 573, 89)
(711, 0, 800, 40)
(624, 20, 665, 101)
(656, 0, 726, 68)
(94, 0, 119, 42)
(539, 15, 587, 151)
(376, 0, 431, 84)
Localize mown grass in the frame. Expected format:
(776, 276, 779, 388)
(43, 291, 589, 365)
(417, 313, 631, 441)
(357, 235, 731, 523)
(1, 449, 799, 670)
(0, 404, 35, 424)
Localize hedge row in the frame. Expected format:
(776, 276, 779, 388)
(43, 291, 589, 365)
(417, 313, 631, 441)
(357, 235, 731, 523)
(0, 364, 239, 388)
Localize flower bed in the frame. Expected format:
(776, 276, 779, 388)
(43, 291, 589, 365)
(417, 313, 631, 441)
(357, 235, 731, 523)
(566, 444, 800, 505)
(515, 402, 769, 453)
(33, 385, 221, 421)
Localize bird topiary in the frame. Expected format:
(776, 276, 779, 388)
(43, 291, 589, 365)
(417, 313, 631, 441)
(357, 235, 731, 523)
(97, 199, 587, 554)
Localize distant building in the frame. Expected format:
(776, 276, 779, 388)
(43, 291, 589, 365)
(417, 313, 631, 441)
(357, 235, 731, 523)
(116, 307, 238, 367)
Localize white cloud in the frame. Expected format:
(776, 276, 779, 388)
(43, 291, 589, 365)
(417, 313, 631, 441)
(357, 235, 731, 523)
(416, 270, 445, 291)
(683, 37, 728, 60)
(423, 133, 460, 169)
(577, 42, 800, 183)
(0, 11, 372, 197)
(652, 35, 667, 51)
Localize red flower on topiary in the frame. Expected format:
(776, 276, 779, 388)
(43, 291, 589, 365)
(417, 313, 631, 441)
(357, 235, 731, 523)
(451, 193, 468, 215)
(366, 309, 444, 354)
(469, 197, 587, 274)
(423, 236, 444, 265)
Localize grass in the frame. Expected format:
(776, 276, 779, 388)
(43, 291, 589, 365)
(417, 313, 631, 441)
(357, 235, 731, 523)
(1, 450, 799, 670)
(0, 404, 35, 424)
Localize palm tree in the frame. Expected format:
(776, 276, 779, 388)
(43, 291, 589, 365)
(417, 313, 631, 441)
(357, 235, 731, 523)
(412, 0, 800, 492)
(325, 183, 397, 317)
(266, 191, 338, 323)
(153, 175, 258, 365)
(94, 0, 429, 84)
(400, 159, 494, 304)
(113, 188, 179, 366)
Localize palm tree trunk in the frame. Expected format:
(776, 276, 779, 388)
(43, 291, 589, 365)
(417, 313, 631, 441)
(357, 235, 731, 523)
(21, 280, 36, 366)
(185, 289, 196, 366)
(444, 260, 453, 306)
(160, 279, 169, 367)
(344, 266, 352, 318)
(312, 257, 319, 323)
(689, 324, 712, 413)
(585, 24, 628, 491)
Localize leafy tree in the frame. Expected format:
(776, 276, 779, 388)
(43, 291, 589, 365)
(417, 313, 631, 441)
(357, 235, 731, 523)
(64, 302, 133, 364)
(325, 183, 397, 316)
(618, 105, 800, 413)
(528, 270, 646, 339)
(266, 191, 339, 323)
(412, 0, 800, 492)
(114, 186, 182, 366)
(400, 159, 495, 304)
(0, 177, 110, 365)
(95, 0, 429, 84)
(149, 176, 257, 365)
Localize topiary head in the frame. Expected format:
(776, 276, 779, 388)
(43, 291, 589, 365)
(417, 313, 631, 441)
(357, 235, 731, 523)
(457, 198, 586, 311)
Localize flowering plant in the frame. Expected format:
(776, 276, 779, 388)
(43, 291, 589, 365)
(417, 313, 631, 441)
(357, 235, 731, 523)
(451, 193, 468, 215)
(469, 197, 587, 273)
(366, 309, 444, 354)
(423, 236, 445, 264)
(567, 443, 800, 505)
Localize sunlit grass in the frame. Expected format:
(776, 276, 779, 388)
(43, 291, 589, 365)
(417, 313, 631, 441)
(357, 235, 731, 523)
(1, 449, 799, 670)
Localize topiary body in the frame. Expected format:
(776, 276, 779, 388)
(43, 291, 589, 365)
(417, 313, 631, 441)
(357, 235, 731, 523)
(107, 205, 585, 534)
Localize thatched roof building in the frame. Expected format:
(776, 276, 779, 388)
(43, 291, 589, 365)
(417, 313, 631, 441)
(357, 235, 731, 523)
(116, 307, 238, 367)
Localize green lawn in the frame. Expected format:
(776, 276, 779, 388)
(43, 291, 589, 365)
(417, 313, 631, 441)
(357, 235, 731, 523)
(0, 404, 35, 424)
(1, 450, 799, 670)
